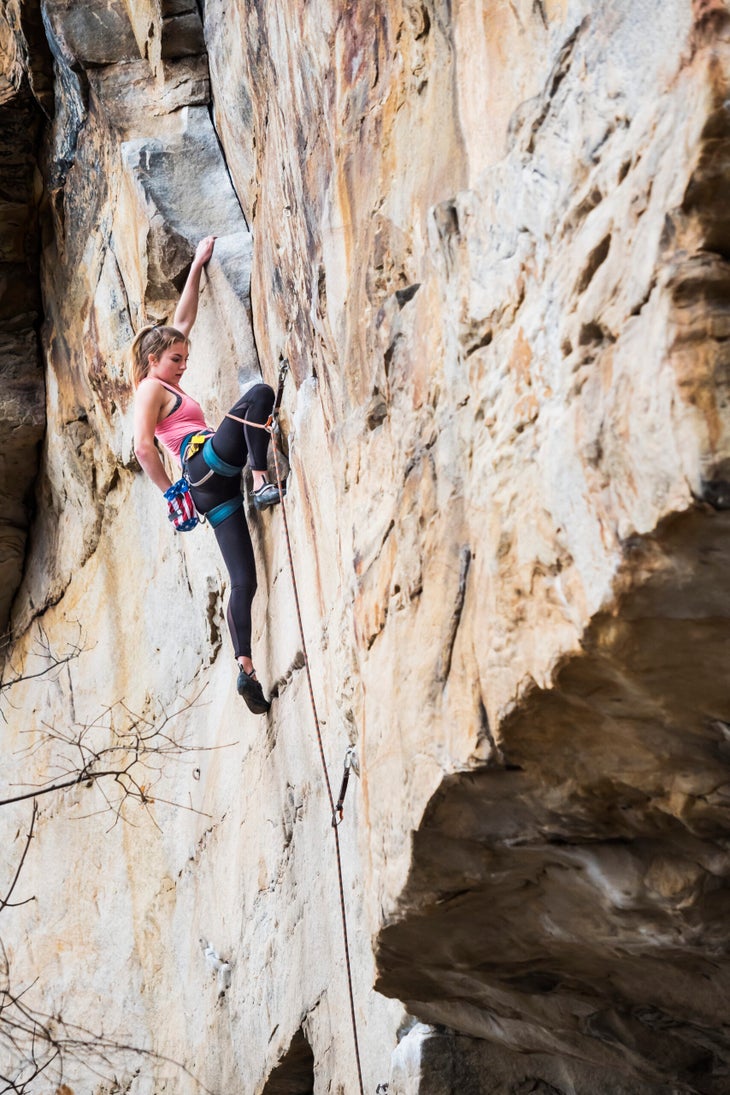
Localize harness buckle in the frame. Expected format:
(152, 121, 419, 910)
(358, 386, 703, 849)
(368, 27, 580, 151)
(185, 432, 212, 461)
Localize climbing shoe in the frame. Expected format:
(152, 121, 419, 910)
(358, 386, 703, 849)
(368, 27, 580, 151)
(236, 666, 270, 714)
(252, 481, 284, 511)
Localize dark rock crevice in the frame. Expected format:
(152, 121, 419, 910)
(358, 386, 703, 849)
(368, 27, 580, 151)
(261, 1026, 315, 1095)
(0, 8, 51, 643)
(376, 505, 730, 1092)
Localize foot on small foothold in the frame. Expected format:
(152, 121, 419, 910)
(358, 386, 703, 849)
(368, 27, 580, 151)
(236, 666, 270, 714)
(252, 481, 284, 511)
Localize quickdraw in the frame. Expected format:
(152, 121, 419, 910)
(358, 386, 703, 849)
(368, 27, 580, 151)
(333, 746, 359, 827)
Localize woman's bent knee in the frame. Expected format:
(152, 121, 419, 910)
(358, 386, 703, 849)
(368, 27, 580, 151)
(246, 383, 275, 408)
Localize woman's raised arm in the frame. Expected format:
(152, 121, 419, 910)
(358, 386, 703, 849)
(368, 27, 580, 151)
(173, 235, 216, 337)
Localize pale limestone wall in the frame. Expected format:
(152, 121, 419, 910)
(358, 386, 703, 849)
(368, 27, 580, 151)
(2, 1, 730, 1093)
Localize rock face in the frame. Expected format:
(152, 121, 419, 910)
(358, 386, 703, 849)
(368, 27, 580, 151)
(2, 1, 730, 1093)
(0, 4, 48, 640)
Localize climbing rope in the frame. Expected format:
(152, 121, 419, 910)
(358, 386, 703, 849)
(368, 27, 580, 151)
(268, 368, 366, 1095)
(230, 362, 366, 1094)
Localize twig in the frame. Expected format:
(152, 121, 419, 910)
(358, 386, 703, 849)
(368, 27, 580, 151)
(0, 804, 37, 911)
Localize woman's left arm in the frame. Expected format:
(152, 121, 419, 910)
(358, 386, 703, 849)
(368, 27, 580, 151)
(173, 235, 216, 337)
(133, 380, 173, 492)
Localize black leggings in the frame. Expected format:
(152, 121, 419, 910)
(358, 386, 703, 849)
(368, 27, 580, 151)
(187, 383, 275, 659)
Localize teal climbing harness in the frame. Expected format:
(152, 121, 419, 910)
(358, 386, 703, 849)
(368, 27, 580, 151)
(180, 431, 244, 527)
(205, 495, 244, 528)
(181, 431, 243, 488)
(201, 437, 243, 477)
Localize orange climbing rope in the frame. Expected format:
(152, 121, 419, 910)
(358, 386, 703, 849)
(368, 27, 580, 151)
(232, 364, 366, 1094)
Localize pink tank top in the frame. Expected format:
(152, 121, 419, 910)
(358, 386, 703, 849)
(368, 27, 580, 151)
(148, 379, 209, 460)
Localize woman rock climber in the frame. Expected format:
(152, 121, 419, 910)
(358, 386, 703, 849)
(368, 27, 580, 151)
(131, 235, 281, 715)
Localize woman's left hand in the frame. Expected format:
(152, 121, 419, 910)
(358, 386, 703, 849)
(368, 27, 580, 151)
(194, 235, 216, 267)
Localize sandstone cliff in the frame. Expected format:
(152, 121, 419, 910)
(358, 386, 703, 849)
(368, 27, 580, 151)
(2, 1, 730, 1093)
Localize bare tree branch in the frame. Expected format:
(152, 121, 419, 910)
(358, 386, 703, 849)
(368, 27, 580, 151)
(0, 951, 218, 1093)
(0, 625, 86, 720)
(0, 804, 37, 912)
(0, 644, 231, 1094)
(3, 685, 231, 823)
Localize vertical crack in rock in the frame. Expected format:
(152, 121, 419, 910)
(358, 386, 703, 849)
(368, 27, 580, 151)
(436, 544, 471, 683)
(0, 12, 49, 642)
(522, 18, 588, 155)
(204, 99, 250, 231)
(574, 233, 612, 295)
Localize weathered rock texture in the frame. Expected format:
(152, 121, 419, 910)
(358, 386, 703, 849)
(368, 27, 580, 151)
(2, 1, 730, 1093)
(0, 3, 48, 639)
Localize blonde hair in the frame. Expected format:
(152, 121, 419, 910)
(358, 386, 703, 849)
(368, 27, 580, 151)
(130, 325, 188, 388)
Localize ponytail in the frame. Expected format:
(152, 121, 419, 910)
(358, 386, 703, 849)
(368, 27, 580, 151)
(130, 325, 188, 388)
